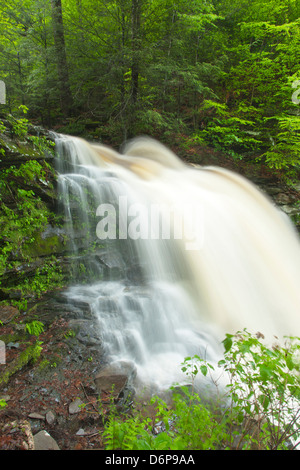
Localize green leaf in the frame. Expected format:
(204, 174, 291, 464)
(223, 334, 233, 353)
(258, 394, 270, 411)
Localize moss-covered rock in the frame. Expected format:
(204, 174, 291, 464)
(22, 227, 69, 259)
(0, 115, 69, 306)
(0, 340, 43, 389)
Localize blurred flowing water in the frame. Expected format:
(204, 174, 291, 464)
(55, 134, 300, 395)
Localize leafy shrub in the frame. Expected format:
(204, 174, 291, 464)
(195, 99, 263, 158)
(259, 115, 300, 179)
(218, 330, 300, 449)
(102, 331, 300, 450)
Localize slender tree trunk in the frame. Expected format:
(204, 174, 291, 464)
(118, 0, 128, 140)
(42, 11, 52, 126)
(162, 9, 176, 112)
(50, 0, 73, 117)
(131, 0, 142, 105)
(127, 0, 142, 136)
(17, 52, 25, 105)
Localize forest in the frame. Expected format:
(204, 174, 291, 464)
(0, 0, 300, 451)
(0, 0, 299, 177)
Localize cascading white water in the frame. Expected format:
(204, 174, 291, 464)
(55, 134, 300, 395)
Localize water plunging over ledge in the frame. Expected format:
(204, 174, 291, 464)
(55, 134, 300, 395)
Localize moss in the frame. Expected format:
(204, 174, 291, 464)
(22, 232, 68, 259)
(0, 340, 43, 389)
(0, 332, 26, 344)
(0, 117, 69, 305)
(0, 135, 44, 162)
(37, 358, 51, 371)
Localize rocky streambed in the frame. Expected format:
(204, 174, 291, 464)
(0, 290, 137, 450)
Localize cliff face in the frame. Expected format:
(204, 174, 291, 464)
(0, 118, 70, 308)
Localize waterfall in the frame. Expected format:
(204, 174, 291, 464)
(55, 134, 300, 395)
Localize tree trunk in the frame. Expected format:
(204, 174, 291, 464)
(126, 0, 142, 137)
(17, 52, 25, 105)
(50, 0, 73, 117)
(131, 0, 142, 105)
(117, 0, 128, 141)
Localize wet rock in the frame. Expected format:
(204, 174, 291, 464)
(95, 373, 128, 397)
(69, 398, 83, 415)
(46, 410, 56, 425)
(68, 319, 101, 346)
(94, 361, 137, 404)
(275, 192, 293, 205)
(280, 204, 300, 216)
(97, 251, 126, 270)
(7, 342, 20, 349)
(33, 430, 60, 450)
(23, 227, 68, 258)
(0, 305, 19, 325)
(76, 427, 98, 437)
(28, 412, 45, 420)
(264, 186, 282, 196)
(64, 299, 92, 319)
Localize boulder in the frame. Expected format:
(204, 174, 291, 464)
(33, 430, 60, 450)
(68, 398, 84, 415)
(94, 361, 137, 403)
(95, 373, 128, 398)
(0, 305, 19, 325)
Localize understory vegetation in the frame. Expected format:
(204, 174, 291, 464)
(102, 330, 300, 450)
(0, 111, 66, 311)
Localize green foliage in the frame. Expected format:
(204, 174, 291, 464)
(0, 121, 6, 134)
(218, 330, 300, 449)
(11, 106, 29, 139)
(259, 115, 300, 174)
(63, 329, 76, 339)
(103, 414, 155, 450)
(0, 399, 8, 409)
(0, 166, 50, 275)
(168, 388, 226, 450)
(15, 258, 64, 298)
(0, 119, 63, 301)
(25, 320, 44, 336)
(0, 0, 299, 176)
(194, 99, 263, 158)
(181, 354, 214, 379)
(102, 331, 300, 451)
(103, 391, 224, 450)
(0, 340, 43, 388)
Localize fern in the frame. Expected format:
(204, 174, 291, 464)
(260, 115, 300, 173)
(25, 320, 45, 337)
